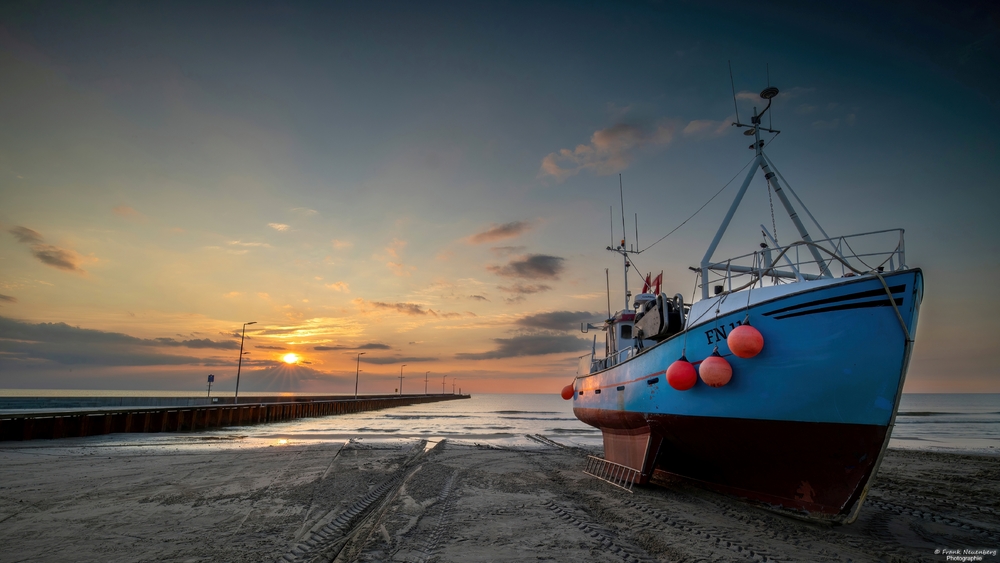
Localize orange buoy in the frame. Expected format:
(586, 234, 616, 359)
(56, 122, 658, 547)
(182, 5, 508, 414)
(561, 384, 575, 400)
(666, 356, 697, 391)
(727, 324, 764, 358)
(699, 350, 733, 387)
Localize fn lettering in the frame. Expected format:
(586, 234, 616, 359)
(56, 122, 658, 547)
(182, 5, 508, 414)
(705, 320, 744, 345)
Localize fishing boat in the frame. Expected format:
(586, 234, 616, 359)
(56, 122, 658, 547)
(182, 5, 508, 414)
(566, 85, 922, 524)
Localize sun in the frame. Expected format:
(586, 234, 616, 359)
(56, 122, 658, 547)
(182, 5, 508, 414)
(282, 353, 300, 364)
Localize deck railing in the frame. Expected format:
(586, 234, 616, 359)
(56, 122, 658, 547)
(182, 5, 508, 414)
(701, 228, 906, 296)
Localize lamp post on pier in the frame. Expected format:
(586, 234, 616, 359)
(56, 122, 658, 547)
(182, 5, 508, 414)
(424, 371, 429, 395)
(441, 374, 446, 395)
(355, 352, 366, 400)
(234, 321, 256, 404)
(399, 364, 406, 395)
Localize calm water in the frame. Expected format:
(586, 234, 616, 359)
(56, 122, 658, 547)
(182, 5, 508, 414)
(891, 393, 1000, 455)
(1, 392, 997, 455)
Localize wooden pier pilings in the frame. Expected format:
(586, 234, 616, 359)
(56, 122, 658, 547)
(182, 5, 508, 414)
(0, 394, 468, 442)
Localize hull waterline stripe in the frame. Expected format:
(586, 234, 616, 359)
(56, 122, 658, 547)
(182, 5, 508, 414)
(772, 297, 904, 320)
(762, 284, 905, 317)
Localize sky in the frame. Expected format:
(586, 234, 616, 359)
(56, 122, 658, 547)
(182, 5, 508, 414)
(1, 0, 998, 394)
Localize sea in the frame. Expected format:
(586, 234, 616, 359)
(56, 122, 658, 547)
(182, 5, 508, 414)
(1, 392, 997, 455)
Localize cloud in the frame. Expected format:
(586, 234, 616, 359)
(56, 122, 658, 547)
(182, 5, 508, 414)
(382, 238, 414, 276)
(229, 240, 271, 248)
(385, 238, 406, 259)
(469, 221, 532, 244)
(351, 299, 466, 319)
(469, 295, 489, 301)
(9, 227, 43, 244)
(8, 227, 87, 273)
(30, 245, 86, 272)
(268, 223, 290, 231)
(154, 337, 240, 350)
(0, 316, 238, 366)
(291, 207, 318, 216)
(455, 334, 590, 360)
(112, 205, 144, 219)
(314, 342, 391, 351)
(325, 281, 350, 292)
(0, 294, 18, 303)
(0, 318, 236, 350)
(331, 239, 352, 249)
(354, 299, 435, 316)
(488, 254, 564, 280)
(361, 355, 438, 365)
(490, 246, 526, 257)
(682, 118, 731, 138)
(255, 345, 286, 350)
(540, 121, 675, 181)
(516, 311, 601, 332)
(498, 283, 552, 295)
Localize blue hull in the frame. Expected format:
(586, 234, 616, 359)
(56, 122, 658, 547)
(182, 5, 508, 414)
(573, 269, 923, 521)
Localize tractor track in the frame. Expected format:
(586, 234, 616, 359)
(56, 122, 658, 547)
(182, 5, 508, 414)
(277, 440, 433, 563)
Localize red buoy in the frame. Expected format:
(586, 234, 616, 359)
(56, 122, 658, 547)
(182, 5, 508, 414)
(699, 351, 732, 387)
(727, 324, 764, 358)
(561, 384, 575, 400)
(666, 356, 697, 391)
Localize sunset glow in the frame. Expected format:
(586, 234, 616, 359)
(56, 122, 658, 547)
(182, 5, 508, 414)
(0, 2, 996, 395)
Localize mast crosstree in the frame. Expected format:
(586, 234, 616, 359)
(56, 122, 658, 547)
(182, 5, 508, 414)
(699, 86, 831, 299)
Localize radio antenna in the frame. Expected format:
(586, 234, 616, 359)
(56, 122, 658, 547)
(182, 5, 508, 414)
(619, 174, 627, 249)
(767, 63, 772, 129)
(609, 206, 614, 248)
(729, 60, 740, 124)
(634, 213, 639, 251)
(605, 268, 611, 319)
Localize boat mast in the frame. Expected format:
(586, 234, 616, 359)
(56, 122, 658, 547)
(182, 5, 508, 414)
(700, 85, 830, 300)
(610, 175, 632, 312)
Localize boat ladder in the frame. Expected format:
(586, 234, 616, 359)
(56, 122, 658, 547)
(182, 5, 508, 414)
(583, 456, 639, 493)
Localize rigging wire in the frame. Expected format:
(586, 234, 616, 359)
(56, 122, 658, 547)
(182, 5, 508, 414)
(638, 156, 754, 253)
(638, 133, 781, 255)
(767, 181, 778, 244)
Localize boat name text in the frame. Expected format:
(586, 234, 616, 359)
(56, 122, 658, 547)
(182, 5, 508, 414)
(704, 321, 744, 345)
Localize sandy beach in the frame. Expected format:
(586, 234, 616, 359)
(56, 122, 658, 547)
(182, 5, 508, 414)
(0, 438, 997, 563)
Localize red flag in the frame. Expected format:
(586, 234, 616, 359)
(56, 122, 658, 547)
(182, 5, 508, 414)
(653, 271, 663, 295)
(642, 273, 652, 293)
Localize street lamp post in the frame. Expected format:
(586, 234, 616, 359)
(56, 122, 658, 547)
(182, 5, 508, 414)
(424, 371, 429, 395)
(234, 321, 256, 404)
(399, 364, 406, 395)
(441, 374, 446, 395)
(355, 352, 366, 400)
(452, 378, 456, 394)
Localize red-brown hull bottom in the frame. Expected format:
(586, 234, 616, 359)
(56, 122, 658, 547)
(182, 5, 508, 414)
(575, 407, 888, 518)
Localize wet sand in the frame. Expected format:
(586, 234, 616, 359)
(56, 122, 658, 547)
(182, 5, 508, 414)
(0, 438, 997, 563)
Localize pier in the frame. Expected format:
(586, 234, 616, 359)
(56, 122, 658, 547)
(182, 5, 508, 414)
(0, 394, 469, 442)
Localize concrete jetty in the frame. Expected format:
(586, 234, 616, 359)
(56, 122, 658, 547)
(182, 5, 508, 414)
(0, 394, 469, 442)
